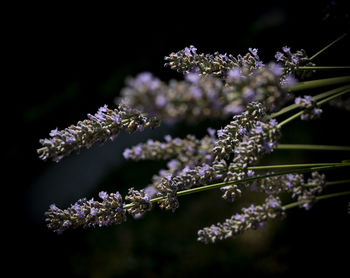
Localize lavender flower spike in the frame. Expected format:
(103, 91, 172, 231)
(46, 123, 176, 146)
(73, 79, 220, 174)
(45, 191, 126, 234)
(37, 103, 160, 162)
(164, 46, 263, 78)
(197, 196, 284, 243)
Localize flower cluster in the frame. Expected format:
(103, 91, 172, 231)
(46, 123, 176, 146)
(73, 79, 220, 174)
(275, 46, 315, 79)
(125, 188, 152, 217)
(295, 95, 323, 120)
(250, 171, 326, 210)
(219, 117, 281, 201)
(164, 45, 263, 78)
(37, 104, 160, 162)
(213, 102, 266, 160)
(197, 196, 284, 244)
(119, 66, 288, 124)
(45, 191, 126, 234)
(124, 103, 280, 210)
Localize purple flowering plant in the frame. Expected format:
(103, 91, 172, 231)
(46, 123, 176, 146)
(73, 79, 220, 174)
(38, 34, 350, 243)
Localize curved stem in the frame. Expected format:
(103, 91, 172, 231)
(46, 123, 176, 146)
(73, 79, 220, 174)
(276, 144, 350, 151)
(283, 191, 350, 210)
(305, 179, 350, 187)
(289, 76, 350, 93)
(123, 163, 350, 209)
(268, 85, 350, 119)
(297, 66, 350, 70)
(278, 89, 350, 127)
(310, 33, 347, 61)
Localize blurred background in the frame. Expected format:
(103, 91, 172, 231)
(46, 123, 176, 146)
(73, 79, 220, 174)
(9, 0, 350, 277)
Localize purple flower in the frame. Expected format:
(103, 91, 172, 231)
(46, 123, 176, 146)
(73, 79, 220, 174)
(247, 170, 255, 177)
(284, 75, 297, 87)
(285, 181, 292, 188)
(98, 104, 108, 113)
(185, 73, 200, 83)
(164, 135, 172, 142)
(66, 136, 75, 144)
(112, 114, 122, 124)
(189, 45, 197, 54)
(268, 199, 279, 208)
(291, 55, 299, 64)
(63, 220, 72, 228)
(227, 68, 241, 79)
(198, 164, 210, 176)
(234, 214, 246, 222)
(295, 97, 302, 104)
(255, 60, 264, 68)
(90, 208, 98, 216)
(313, 108, 322, 116)
(217, 129, 225, 137)
(71, 203, 81, 211)
(255, 124, 263, 134)
(224, 105, 244, 115)
(49, 128, 60, 137)
(282, 46, 291, 53)
(269, 62, 283, 76)
(184, 47, 192, 57)
(155, 95, 167, 108)
(269, 119, 278, 126)
(243, 89, 256, 102)
(190, 87, 202, 99)
(134, 146, 142, 156)
(275, 51, 284, 61)
(50, 204, 59, 211)
(137, 72, 153, 84)
(123, 149, 132, 159)
(248, 48, 258, 57)
(144, 185, 157, 197)
(167, 159, 180, 169)
(76, 209, 85, 218)
(99, 191, 108, 200)
(143, 194, 151, 202)
(210, 226, 220, 236)
(207, 128, 216, 138)
(238, 126, 247, 135)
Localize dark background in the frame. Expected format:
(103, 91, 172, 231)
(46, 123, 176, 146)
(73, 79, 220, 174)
(9, 1, 350, 277)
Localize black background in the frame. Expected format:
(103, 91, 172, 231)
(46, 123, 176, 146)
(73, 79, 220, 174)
(8, 1, 350, 277)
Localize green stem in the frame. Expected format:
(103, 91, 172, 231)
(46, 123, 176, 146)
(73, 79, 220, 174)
(249, 162, 348, 170)
(310, 33, 347, 61)
(297, 66, 350, 70)
(268, 85, 350, 119)
(123, 163, 350, 209)
(283, 191, 350, 210)
(276, 144, 350, 151)
(289, 76, 350, 93)
(305, 179, 350, 187)
(278, 89, 350, 127)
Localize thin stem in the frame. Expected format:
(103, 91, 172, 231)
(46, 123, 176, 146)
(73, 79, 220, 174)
(310, 33, 347, 61)
(278, 89, 350, 127)
(297, 66, 350, 70)
(248, 162, 348, 170)
(305, 179, 350, 187)
(123, 163, 350, 209)
(283, 191, 350, 210)
(289, 76, 350, 93)
(276, 144, 350, 151)
(268, 85, 350, 119)
(317, 89, 349, 105)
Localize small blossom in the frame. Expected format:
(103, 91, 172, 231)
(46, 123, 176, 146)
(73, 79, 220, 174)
(99, 191, 108, 200)
(248, 48, 258, 57)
